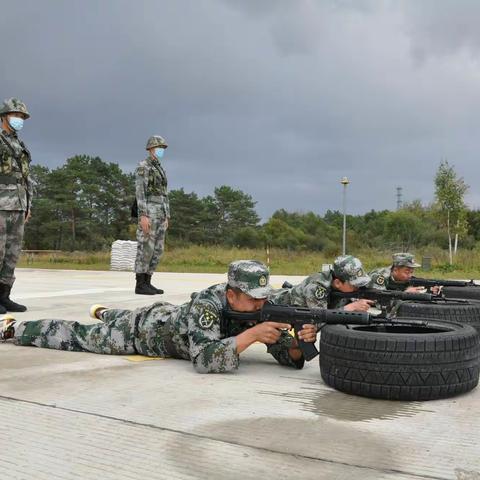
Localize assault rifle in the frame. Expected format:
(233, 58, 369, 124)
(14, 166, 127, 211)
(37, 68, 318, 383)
(409, 277, 477, 288)
(331, 288, 443, 316)
(223, 303, 427, 361)
(331, 288, 437, 306)
(330, 288, 472, 318)
(282, 281, 439, 312)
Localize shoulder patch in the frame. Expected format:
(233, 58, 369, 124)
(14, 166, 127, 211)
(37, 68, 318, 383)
(314, 286, 327, 300)
(137, 166, 145, 176)
(196, 304, 219, 330)
(376, 275, 385, 286)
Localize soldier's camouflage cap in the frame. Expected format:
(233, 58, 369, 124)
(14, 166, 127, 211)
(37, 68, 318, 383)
(146, 135, 168, 150)
(0, 98, 30, 119)
(332, 255, 371, 287)
(392, 253, 420, 268)
(228, 260, 274, 299)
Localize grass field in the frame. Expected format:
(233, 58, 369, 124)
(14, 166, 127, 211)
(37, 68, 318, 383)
(18, 245, 480, 278)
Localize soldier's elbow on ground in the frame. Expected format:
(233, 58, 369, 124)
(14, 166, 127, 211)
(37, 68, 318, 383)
(192, 356, 240, 374)
(192, 362, 239, 374)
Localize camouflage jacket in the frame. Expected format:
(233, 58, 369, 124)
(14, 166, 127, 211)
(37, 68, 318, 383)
(269, 271, 350, 310)
(0, 130, 33, 211)
(135, 283, 304, 373)
(135, 156, 169, 218)
(368, 267, 408, 291)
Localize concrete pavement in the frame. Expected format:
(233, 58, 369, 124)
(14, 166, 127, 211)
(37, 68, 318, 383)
(1, 269, 479, 480)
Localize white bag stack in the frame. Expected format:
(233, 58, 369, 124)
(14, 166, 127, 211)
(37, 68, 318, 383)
(110, 240, 138, 271)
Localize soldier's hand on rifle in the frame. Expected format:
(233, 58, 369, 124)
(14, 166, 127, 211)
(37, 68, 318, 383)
(140, 215, 151, 234)
(297, 324, 317, 343)
(430, 286, 441, 295)
(344, 299, 375, 312)
(249, 321, 291, 344)
(405, 286, 426, 293)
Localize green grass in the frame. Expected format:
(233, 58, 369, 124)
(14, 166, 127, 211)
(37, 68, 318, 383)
(18, 245, 480, 278)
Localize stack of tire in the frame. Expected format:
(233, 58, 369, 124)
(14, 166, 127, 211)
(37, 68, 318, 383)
(319, 287, 480, 401)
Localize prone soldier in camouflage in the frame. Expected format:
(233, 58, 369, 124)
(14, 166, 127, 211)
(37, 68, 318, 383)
(134, 135, 170, 295)
(368, 253, 425, 293)
(0, 98, 33, 313)
(4, 260, 317, 373)
(270, 255, 374, 311)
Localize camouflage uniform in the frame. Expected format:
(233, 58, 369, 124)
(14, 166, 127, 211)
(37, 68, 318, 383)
(14, 261, 305, 373)
(270, 255, 371, 309)
(0, 99, 33, 293)
(135, 135, 170, 275)
(369, 253, 420, 291)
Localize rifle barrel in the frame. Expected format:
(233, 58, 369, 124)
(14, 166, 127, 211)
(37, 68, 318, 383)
(410, 277, 475, 288)
(331, 289, 434, 302)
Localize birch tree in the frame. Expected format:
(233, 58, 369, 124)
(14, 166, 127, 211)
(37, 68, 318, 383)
(434, 160, 468, 264)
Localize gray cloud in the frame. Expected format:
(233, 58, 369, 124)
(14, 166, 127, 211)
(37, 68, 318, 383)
(1, 0, 479, 219)
(402, 0, 480, 62)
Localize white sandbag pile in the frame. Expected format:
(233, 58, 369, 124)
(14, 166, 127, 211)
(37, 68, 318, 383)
(110, 240, 137, 271)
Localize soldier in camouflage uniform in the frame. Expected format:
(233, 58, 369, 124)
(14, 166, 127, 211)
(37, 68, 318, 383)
(134, 135, 170, 295)
(0, 98, 33, 313)
(368, 253, 426, 292)
(270, 255, 373, 311)
(3, 261, 317, 373)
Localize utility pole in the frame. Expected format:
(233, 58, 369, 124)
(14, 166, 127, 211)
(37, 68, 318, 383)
(396, 186, 403, 210)
(341, 177, 350, 255)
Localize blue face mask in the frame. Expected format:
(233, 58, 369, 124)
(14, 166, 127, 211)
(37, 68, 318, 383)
(8, 116, 24, 131)
(154, 147, 165, 159)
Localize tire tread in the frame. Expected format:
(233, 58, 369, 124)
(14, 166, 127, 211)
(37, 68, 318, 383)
(320, 320, 480, 400)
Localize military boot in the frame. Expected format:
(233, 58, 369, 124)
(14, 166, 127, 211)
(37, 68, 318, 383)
(145, 274, 164, 294)
(0, 284, 27, 312)
(135, 274, 156, 295)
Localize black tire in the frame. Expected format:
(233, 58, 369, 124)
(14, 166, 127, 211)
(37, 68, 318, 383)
(320, 319, 480, 401)
(395, 299, 480, 331)
(443, 286, 480, 301)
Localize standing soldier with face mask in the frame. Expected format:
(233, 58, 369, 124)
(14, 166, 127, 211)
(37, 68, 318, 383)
(134, 135, 170, 295)
(0, 98, 33, 313)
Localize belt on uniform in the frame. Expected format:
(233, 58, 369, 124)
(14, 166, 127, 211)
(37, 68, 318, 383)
(0, 175, 22, 185)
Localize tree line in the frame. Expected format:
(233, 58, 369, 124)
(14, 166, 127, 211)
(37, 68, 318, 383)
(24, 156, 477, 260)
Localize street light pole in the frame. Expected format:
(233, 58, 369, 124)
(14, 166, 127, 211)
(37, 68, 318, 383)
(340, 177, 350, 255)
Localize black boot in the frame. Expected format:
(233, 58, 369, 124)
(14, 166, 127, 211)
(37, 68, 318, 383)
(146, 274, 164, 294)
(135, 273, 156, 295)
(0, 284, 27, 312)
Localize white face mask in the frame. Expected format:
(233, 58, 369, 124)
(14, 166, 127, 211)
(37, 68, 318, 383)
(154, 147, 165, 159)
(8, 116, 24, 131)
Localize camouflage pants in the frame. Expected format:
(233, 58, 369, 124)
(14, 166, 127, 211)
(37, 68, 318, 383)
(135, 209, 167, 274)
(14, 309, 137, 354)
(0, 210, 25, 287)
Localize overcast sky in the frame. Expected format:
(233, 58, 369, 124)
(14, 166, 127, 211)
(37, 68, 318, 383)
(2, 0, 480, 218)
